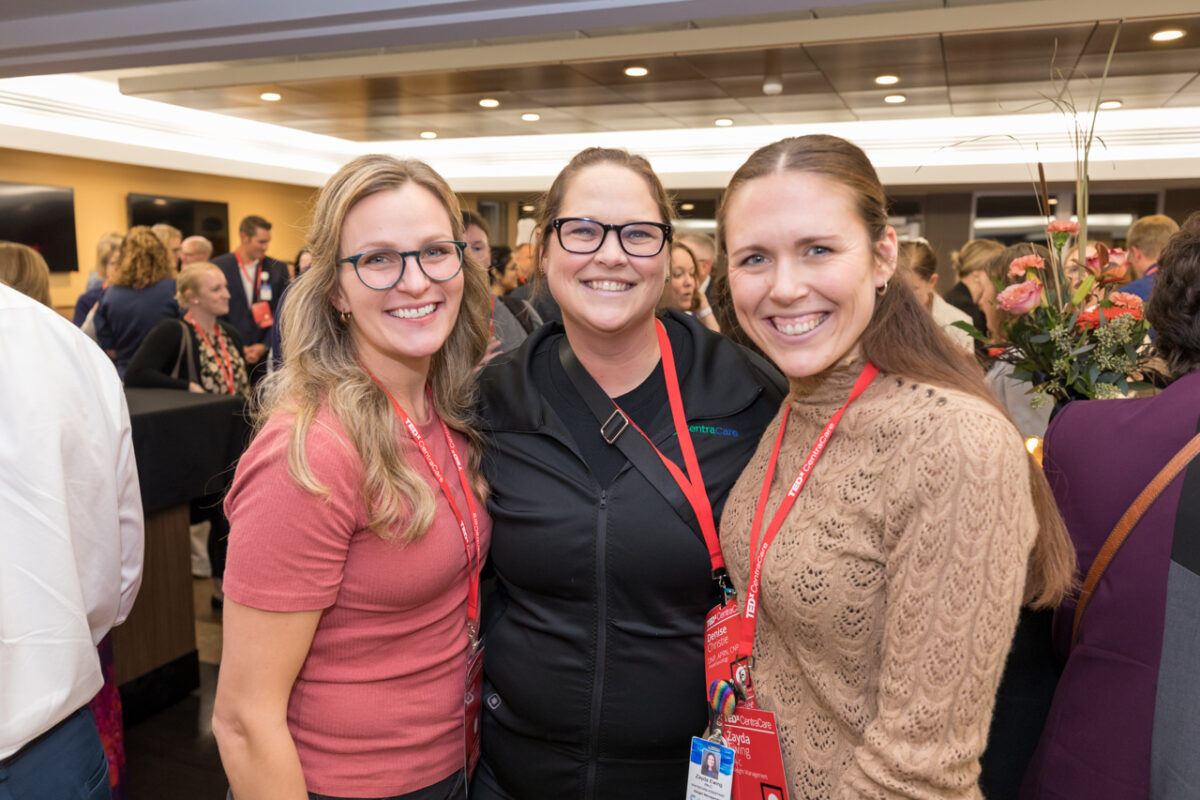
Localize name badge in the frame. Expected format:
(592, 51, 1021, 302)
(724, 708, 789, 800)
(684, 736, 734, 799)
(464, 641, 484, 778)
(259, 284, 273, 302)
(705, 602, 756, 708)
(250, 300, 274, 328)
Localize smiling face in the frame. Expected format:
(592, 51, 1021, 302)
(725, 170, 896, 379)
(189, 267, 231, 318)
(544, 163, 669, 339)
(334, 183, 463, 383)
(663, 245, 697, 311)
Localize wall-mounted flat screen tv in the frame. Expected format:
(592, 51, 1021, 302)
(0, 181, 79, 272)
(128, 193, 230, 257)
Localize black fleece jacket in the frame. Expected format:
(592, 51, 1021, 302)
(475, 311, 786, 799)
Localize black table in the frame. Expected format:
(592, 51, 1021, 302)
(115, 388, 252, 723)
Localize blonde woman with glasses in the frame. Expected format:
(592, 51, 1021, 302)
(213, 154, 492, 800)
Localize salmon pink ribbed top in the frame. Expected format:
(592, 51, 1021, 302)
(224, 407, 490, 797)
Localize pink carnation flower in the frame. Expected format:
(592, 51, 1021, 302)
(1008, 254, 1045, 277)
(1047, 220, 1080, 235)
(1109, 291, 1143, 310)
(996, 280, 1043, 315)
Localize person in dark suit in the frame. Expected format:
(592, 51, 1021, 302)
(212, 215, 290, 383)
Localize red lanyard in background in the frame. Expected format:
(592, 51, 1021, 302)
(185, 313, 236, 395)
(368, 374, 483, 642)
(234, 250, 262, 301)
(736, 362, 878, 663)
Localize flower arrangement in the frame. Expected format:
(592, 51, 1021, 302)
(953, 21, 1153, 404)
(965, 224, 1151, 403)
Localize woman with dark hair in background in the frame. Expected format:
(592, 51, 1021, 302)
(1022, 211, 1200, 800)
(897, 238, 974, 351)
(487, 245, 520, 296)
(95, 225, 179, 377)
(474, 147, 785, 798)
(716, 134, 1074, 799)
(293, 247, 313, 277)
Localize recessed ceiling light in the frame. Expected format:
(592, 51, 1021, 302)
(521, 204, 536, 212)
(259, 91, 281, 102)
(521, 112, 540, 121)
(1099, 99, 1123, 110)
(714, 118, 734, 127)
(479, 98, 500, 108)
(680, 203, 696, 211)
(874, 74, 900, 86)
(419, 131, 438, 139)
(153, 198, 167, 206)
(1151, 29, 1185, 42)
(624, 66, 649, 77)
(884, 94, 907, 104)
(1048, 198, 1059, 205)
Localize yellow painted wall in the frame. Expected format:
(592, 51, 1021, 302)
(0, 147, 317, 313)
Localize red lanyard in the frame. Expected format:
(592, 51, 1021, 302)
(185, 313, 236, 395)
(612, 320, 724, 576)
(368, 373, 483, 642)
(737, 362, 878, 662)
(234, 250, 262, 300)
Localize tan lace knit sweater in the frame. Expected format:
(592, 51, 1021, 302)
(719, 363, 1037, 799)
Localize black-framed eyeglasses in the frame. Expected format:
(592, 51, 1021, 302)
(551, 218, 672, 257)
(339, 241, 466, 290)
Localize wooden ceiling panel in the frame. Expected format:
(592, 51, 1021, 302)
(559, 102, 668, 123)
(840, 84, 949, 109)
(710, 72, 836, 99)
(1083, 18, 1199, 56)
(513, 83, 631, 107)
(682, 46, 820, 79)
(945, 58, 1062, 87)
(942, 24, 1094, 67)
(736, 90, 850, 113)
(1072, 48, 1200, 80)
(567, 54, 708, 85)
(610, 78, 733, 104)
(804, 35, 943, 72)
(820, 62, 947, 94)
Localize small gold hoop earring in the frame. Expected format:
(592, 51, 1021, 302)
(339, 310, 351, 324)
(876, 280, 889, 297)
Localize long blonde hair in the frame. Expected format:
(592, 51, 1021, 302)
(717, 135, 1075, 608)
(257, 154, 491, 542)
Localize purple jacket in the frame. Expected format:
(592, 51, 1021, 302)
(1021, 372, 1200, 799)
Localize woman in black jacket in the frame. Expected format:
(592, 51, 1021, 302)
(126, 261, 250, 608)
(473, 148, 785, 799)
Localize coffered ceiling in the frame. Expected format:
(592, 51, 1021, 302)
(1, 0, 1198, 191)
(3, 0, 1195, 143)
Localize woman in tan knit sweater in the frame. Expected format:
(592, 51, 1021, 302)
(715, 135, 1075, 799)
